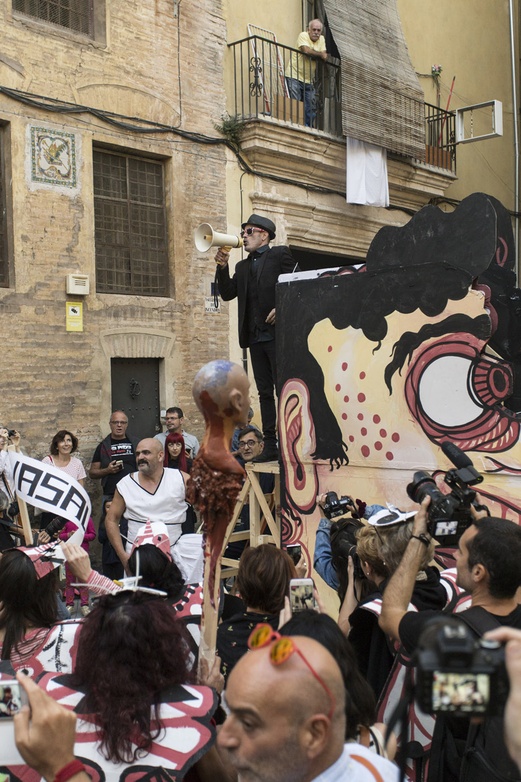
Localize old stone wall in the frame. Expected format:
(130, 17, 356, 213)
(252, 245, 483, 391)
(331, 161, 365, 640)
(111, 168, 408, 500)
(0, 0, 230, 521)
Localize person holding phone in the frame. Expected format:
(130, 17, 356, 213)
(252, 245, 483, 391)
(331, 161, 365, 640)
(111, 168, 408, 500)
(89, 411, 139, 580)
(217, 544, 297, 681)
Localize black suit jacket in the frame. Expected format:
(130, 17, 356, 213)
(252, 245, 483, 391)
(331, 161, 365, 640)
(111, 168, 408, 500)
(216, 245, 296, 348)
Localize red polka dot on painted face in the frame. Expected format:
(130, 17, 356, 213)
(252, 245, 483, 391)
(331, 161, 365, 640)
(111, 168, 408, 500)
(386, 452, 394, 461)
(379, 429, 387, 438)
(359, 372, 366, 380)
(328, 346, 333, 352)
(357, 413, 364, 421)
(342, 362, 348, 371)
(344, 395, 349, 403)
(373, 415, 381, 424)
(357, 393, 366, 403)
(361, 445, 370, 457)
(374, 441, 382, 451)
(361, 427, 367, 436)
(342, 413, 347, 420)
(335, 384, 341, 392)
(392, 433, 400, 443)
(349, 435, 355, 443)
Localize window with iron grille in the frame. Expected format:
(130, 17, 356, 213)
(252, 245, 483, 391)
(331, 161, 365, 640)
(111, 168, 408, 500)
(0, 133, 8, 289)
(93, 149, 169, 296)
(12, 0, 94, 37)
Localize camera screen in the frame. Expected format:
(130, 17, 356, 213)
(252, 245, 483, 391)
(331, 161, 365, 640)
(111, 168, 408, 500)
(0, 682, 25, 718)
(432, 520, 459, 537)
(432, 671, 490, 713)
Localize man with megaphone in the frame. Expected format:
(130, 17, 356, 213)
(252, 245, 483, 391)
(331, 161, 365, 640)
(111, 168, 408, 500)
(214, 214, 297, 462)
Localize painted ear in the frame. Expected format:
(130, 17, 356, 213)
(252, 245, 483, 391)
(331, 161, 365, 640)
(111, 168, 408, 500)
(279, 379, 319, 517)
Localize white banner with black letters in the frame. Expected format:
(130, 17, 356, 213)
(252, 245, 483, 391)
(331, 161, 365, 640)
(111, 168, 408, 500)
(6, 451, 90, 543)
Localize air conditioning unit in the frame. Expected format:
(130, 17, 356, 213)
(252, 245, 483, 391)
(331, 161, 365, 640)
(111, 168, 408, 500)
(66, 273, 90, 295)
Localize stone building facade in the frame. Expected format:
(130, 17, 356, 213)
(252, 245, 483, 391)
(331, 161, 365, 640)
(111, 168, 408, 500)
(0, 0, 231, 477)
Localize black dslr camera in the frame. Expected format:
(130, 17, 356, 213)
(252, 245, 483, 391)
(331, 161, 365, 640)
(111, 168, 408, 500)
(44, 516, 67, 538)
(321, 491, 355, 520)
(407, 442, 486, 545)
(415, 618, 509, 717)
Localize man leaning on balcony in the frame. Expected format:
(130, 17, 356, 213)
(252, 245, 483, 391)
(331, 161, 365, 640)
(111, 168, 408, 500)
(285, 19, 328, 128)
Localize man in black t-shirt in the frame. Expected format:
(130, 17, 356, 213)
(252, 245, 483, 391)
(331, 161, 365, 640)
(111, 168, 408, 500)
(89, 410, 139, 578)
(379, 498, 521, 782)
(379, 499, 521, 653)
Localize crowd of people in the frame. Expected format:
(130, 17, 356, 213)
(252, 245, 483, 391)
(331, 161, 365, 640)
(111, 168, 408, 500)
(1, 418, 521, 782)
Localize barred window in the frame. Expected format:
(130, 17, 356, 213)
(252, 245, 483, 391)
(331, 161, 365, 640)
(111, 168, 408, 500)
(93, 149, 169, 296)
(0, 134, 8, 288)
(12, 0, 94, 37)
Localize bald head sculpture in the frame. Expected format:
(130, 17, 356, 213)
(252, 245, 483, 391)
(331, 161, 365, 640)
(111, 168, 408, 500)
(218, 633, 346, 782)
(192, 360, 250, 473)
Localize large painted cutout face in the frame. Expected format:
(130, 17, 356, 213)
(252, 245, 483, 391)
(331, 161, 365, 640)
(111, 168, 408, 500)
(278, 194, 521, 539)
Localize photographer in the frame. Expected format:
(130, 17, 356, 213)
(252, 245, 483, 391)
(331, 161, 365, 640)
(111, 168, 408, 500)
(0, 427, 24, 550)
(313, 491, 383, 594)
(379, 496, 521, 781)
(339, 506, 450, 700)
(485, 626, 521, 775)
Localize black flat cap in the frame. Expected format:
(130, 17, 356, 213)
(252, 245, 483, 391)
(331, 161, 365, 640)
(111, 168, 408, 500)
(242, 214, 276, 240)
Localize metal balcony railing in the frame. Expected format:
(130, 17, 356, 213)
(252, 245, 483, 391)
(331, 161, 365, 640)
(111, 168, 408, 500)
(228, 35, 342, 135)
(227, 37, 456, 173)
(423, 102, 457, 173)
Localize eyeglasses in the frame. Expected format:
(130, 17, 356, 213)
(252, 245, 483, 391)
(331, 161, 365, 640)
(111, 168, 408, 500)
(247, 624, 335, 719)
(239, 439, 258, 449)
(110, 420, 127, 426)
(240, 227, 264, 238)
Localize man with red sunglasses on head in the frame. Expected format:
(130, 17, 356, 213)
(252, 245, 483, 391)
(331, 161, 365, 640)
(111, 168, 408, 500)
(218, 630, 399, 781)
(215, 214, 297, 463)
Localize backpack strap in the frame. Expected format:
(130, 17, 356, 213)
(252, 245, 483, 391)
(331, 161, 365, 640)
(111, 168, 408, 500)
(456, 606, 502, 636)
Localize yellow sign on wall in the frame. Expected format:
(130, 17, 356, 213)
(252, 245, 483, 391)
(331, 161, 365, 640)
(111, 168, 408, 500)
(66, 301, 83, 332)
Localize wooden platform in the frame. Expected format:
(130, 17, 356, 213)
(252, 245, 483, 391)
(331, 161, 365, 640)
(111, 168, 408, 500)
(220, 460, 281, 578)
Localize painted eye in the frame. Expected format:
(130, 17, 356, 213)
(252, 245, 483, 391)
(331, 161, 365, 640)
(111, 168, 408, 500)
(405, 336, 519, 453)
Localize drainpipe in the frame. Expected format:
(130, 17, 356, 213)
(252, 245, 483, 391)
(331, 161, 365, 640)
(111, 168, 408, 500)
(509, 0, 519, 279)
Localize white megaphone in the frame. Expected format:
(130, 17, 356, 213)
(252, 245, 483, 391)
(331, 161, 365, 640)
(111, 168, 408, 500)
(194, 223, 243, 252)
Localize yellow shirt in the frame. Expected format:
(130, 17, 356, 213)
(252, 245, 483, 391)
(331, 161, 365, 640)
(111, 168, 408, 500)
(285, 31, 326, 84)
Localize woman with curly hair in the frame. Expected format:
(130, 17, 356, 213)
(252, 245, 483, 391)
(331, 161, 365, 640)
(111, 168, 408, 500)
(37, 591, 221, 779)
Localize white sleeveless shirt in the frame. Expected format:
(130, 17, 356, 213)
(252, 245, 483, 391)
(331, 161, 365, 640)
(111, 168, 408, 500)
(117, 468, 186, 550)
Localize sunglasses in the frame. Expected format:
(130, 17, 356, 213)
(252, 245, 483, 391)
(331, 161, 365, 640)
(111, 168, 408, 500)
(247, 624, 335, 719)
(240, 227, 264, 237)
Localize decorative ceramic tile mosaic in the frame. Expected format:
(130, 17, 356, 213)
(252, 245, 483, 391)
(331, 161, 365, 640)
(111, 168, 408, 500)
(30, 126, 77, 188)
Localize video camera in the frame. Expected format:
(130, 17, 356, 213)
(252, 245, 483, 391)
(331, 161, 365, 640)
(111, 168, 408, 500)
(415, 617, 509, 718)
(407, 442, 487, 545)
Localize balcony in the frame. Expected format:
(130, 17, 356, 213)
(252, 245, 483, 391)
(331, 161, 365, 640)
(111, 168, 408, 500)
(227, 36, 456, 175)
(228, 35, 342, 135)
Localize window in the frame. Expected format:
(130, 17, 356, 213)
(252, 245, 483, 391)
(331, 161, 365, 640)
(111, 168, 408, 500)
(93, 149, 169, 296)
(0, 133, 8, 288)
(12, 0, 94, 36)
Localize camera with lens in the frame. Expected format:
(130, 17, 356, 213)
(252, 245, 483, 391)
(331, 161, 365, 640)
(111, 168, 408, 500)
(407, 442, 485, 544)
(44, 516, 67, 538)
(415, 617, 509, 718)
(7, 429, 17, 438)
(321, 491, 355, 521)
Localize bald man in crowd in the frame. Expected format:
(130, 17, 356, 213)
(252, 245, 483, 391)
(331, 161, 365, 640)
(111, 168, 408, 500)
(218, 632, 398, 781)
(105, 438, 188, 574)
